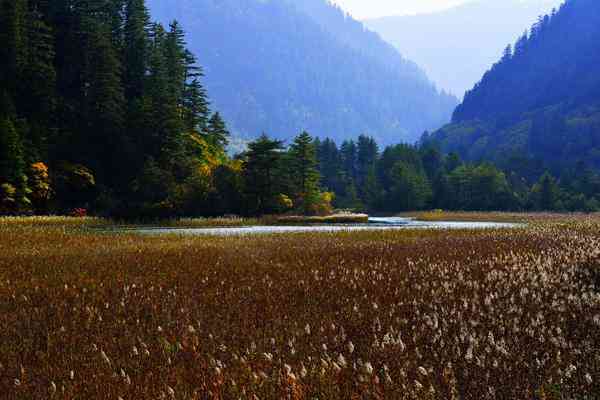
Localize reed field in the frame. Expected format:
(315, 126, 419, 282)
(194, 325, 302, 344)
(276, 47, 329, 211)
(1, 215, 600, 399)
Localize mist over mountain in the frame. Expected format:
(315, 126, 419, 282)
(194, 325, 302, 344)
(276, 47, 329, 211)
(146, 0, 457, 145)
(365, 0, 562, 97)
(428, 0, 600, 178)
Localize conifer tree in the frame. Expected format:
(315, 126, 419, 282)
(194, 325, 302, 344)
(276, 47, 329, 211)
(0, 0, 28, 89)
(340, 139, 357, 183)
(243, 134, 285, 215)
(287, 131, 320, 214)
(123, 0, 149, 100)
(122, 0, 150, 171)
(206, 112, 230, 149)
(0, 117, 25, 185)
(534, 172, 560, 210)
(182, 46, 210, 131)
(145, 22, 169, 159)
(80, 7, 126, 185)
(356, 135, 379, 204)
(501, 44, 512, 63)
(146, 22, 187, 165)
(183, 75, 210, 132)
(158, 21, 188, 163)
(389, 161, 432, 211)
(316, 138, 344, 195)
(164, 20, 187, 100)
(108, 0, 126, 48)
(21, 5, 56, 159)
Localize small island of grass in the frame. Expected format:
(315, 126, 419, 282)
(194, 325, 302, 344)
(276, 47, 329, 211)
(275, 213, 369, 224)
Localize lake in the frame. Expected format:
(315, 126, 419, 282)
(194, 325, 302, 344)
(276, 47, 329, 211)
(131, 217, 522, 236)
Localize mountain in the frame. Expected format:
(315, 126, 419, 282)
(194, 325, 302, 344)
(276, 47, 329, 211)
(365, 0, 562, 97)
(146, 0, 457, 145)
(428, 0, 600, 178)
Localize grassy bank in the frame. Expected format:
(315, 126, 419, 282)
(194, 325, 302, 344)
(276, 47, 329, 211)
(407, 210, 597, 223)
(276, 213, 369, 224)
(7, 214, 368, 230)
(1, 214, 599, 398)
(158, 213, 370, 227)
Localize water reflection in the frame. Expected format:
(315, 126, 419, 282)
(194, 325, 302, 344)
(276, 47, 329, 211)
(132, 217, 522, 236)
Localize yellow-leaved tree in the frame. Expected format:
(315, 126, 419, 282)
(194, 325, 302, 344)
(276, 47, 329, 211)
(29, 162, 52, 213)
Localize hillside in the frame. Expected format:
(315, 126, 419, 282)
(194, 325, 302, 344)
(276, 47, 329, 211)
(146, 0, 457, 145)
(428, 0, 600, 178)
(365, 0, 562, 97)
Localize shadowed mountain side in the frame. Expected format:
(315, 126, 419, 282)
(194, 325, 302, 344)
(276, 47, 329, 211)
(427, 0, 600, 178)
(147, 0, 457, 145)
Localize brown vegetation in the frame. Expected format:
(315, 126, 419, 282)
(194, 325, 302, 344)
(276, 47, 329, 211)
(410, 210, 599, 223)
(1, 215, 599, 399)
(276, 213, 369, 225)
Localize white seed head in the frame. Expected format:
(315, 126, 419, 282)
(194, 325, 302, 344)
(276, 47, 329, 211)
(347, 341, 355, 354)
(49, 381, 57, 395)
(304, 324, 311, 335)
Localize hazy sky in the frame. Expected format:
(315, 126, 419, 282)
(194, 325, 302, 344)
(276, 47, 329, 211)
(331, 0, 473, 19)
(331, 0, 560, 19)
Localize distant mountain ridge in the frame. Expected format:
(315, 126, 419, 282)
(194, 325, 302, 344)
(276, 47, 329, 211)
(146, 0, 457, 145)
(365, 0, 562, 97)
(428, 0, 600, 177)
(284, 0, 429, 84)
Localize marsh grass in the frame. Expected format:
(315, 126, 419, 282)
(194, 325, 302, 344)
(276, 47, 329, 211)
(276, 213, 369, 224)
(0, 215, 106, 228)
(410, 210, 597, 223)
(1, 214, 600, 399)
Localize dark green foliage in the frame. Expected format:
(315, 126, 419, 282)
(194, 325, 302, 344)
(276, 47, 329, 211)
(0, 117, 25, 185)
(316, 138, 344, 195)
(53, 162, 98, 211)
(356, 135, 381, 207)
(286, 131, 320, 214)
(431, 0, 600, 177)
(206, 112, 229, 148)
(388, 161, 432, 211)
(82, 18, 126, 185)
(313, 136, 599, 213)
(123, 0, 150, 100)
(445, 164, 516, 211)
(531, 172, 560, 211)
(242, 134, 285, 215)
(0, 0, 219, 216)
(211, 164, 244, 216)
(0, 0, 27, 88)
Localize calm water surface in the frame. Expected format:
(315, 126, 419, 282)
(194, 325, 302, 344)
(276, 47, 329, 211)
(131, 217, 522, 236)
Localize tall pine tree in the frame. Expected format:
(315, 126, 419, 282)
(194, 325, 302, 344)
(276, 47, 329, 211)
(287, 131, 320, 214)
(243, 134, 285, 215)
(0, 117, 26, 185)
(206, 112, 230, 149)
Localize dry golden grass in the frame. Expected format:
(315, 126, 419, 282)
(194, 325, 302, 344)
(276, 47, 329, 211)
(276, 214, 369, 224)
(409, 210, 598, 223)
(1, 214, 599, 399)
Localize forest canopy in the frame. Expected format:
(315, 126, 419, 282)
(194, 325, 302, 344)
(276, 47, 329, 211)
(429, 0, 600, 178)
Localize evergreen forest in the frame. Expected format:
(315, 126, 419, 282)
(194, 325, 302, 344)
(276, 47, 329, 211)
(430, 0, 600, 198)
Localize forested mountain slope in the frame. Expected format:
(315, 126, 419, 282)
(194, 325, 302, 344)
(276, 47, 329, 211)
(0, 0, 239, 216)
(146, 0, 457, 145)
(365, 0, 561, 97)
(285, 0, 427, 84)
(429, 0, 600, 177)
